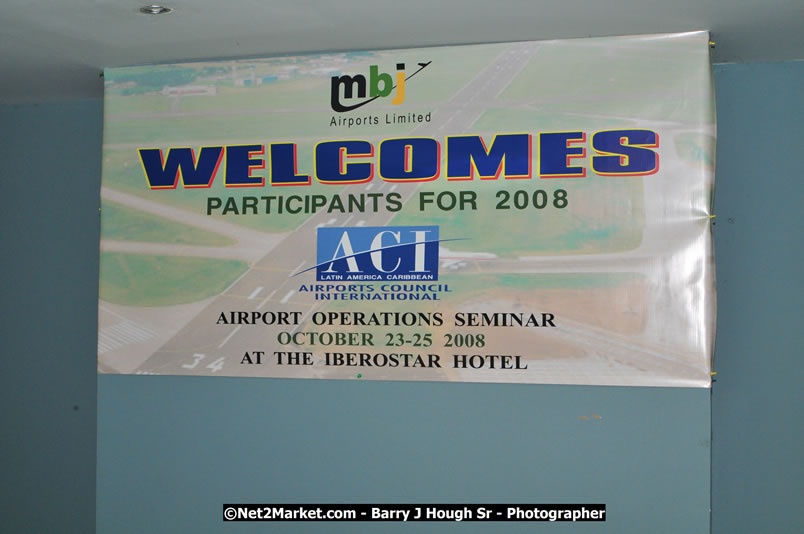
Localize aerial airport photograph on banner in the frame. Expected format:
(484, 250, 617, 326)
(98, 31, 716, 387)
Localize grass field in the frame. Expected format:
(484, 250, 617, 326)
(99, 253, 248, 306)
(100, 201, 234, 246)
(104, 111, 338, 145)
(101, 142, 348, 233)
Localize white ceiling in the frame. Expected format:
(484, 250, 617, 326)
(1, 0, 802, 104)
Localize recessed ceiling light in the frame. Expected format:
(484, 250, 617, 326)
(139, 5, 173, 15)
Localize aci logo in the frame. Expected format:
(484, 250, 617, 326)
(311, 226, 440, 281)
(330, 61, 432, 112)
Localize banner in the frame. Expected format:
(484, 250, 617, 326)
(98, 32, 716, 387)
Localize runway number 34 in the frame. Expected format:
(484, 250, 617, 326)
(181, 353, 226, 373)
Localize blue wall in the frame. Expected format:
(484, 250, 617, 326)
(1, 61, 801, 533)
(710, 61, 804, 534)
(0, 100, 101, 534)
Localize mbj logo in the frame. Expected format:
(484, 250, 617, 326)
(330, 61, 432, 112)
(309, 226, 440, 281)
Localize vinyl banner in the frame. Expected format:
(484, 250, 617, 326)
(98, 32, 716, 387)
